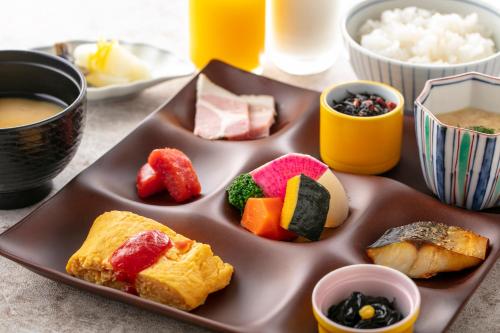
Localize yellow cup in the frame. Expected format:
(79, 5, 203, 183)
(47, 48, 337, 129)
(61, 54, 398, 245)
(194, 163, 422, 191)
(314, 311, 419, 333)
(320, 81, 404, 175)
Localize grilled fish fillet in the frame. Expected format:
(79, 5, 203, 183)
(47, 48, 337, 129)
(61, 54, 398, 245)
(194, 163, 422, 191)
(366, 221, 488, 278)
(66, 211, 234, 310)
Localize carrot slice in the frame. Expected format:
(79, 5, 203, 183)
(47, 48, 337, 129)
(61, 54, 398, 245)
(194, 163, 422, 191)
(241, 198, 297, 241)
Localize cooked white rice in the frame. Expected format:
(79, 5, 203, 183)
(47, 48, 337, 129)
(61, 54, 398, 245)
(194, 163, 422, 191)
(358, 7, 496, 64)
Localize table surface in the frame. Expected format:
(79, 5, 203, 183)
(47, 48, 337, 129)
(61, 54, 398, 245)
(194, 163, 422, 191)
(0, 1, 498, 332)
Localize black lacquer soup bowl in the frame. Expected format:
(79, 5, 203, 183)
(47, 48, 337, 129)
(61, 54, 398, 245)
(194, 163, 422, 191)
(0, 50, 86, 209)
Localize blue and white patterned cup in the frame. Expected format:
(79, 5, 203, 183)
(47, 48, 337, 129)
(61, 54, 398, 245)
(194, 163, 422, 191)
(415, 72, 500, 210)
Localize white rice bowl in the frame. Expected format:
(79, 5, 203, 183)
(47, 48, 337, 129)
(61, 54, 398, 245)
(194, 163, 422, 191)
(358, 7, 496, 64)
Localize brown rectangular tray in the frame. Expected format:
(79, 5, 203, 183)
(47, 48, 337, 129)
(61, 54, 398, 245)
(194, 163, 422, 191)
(0, 60, 498, 333)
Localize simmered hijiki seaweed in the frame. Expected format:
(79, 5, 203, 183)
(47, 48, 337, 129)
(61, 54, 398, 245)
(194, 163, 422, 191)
(331, 91, 397, 117)
(327, 291, 403, 329)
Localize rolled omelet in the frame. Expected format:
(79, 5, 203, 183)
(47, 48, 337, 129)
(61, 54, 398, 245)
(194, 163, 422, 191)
(66, 211, 233, 311)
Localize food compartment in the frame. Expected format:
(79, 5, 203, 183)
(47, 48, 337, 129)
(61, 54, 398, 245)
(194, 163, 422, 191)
(79, 116, 249, 206)
(220, 171, 387, 250)
(160, 60, 320, 139)
(329, 175, 498, 281)
(216, 150, 357, 243)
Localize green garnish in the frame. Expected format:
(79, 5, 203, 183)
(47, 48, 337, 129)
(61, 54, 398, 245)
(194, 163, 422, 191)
(226, 173, 264, 213)
(467, 126, 495, 134)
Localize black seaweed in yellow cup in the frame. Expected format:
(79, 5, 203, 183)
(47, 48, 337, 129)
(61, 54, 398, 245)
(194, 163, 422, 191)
(312, 264, 420, 333)
(0, 50, 86, 209)
(320, 81, 404, 175)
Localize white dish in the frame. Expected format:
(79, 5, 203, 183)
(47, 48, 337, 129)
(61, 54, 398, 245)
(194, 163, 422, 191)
(342, 0, 500, 109)
(33, 40, 195, 101)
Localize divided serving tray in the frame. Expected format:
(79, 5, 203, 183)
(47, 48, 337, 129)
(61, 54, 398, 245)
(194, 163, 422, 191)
(0, 60, 498, 333)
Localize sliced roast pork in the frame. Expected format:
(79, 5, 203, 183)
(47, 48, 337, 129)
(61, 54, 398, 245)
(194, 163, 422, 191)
(194, 74, 249, 140)
(241, 95, 276, 139)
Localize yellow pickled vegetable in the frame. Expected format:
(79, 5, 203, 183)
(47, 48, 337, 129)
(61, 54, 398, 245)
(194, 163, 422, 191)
(74, 40, 151, 87)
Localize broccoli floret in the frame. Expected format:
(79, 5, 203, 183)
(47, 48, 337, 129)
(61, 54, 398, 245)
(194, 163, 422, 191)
(226, 173, 264, 213)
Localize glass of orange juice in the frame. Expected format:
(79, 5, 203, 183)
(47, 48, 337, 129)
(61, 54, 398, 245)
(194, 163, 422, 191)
(189, 0, 265, 72)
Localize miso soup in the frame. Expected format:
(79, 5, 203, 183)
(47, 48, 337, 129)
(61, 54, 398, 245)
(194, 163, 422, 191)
(0, 96, 64, 129)
(436, 107, 500, 134)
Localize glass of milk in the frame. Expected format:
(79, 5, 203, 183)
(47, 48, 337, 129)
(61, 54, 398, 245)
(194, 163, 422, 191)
(269, 0, 340, 75)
